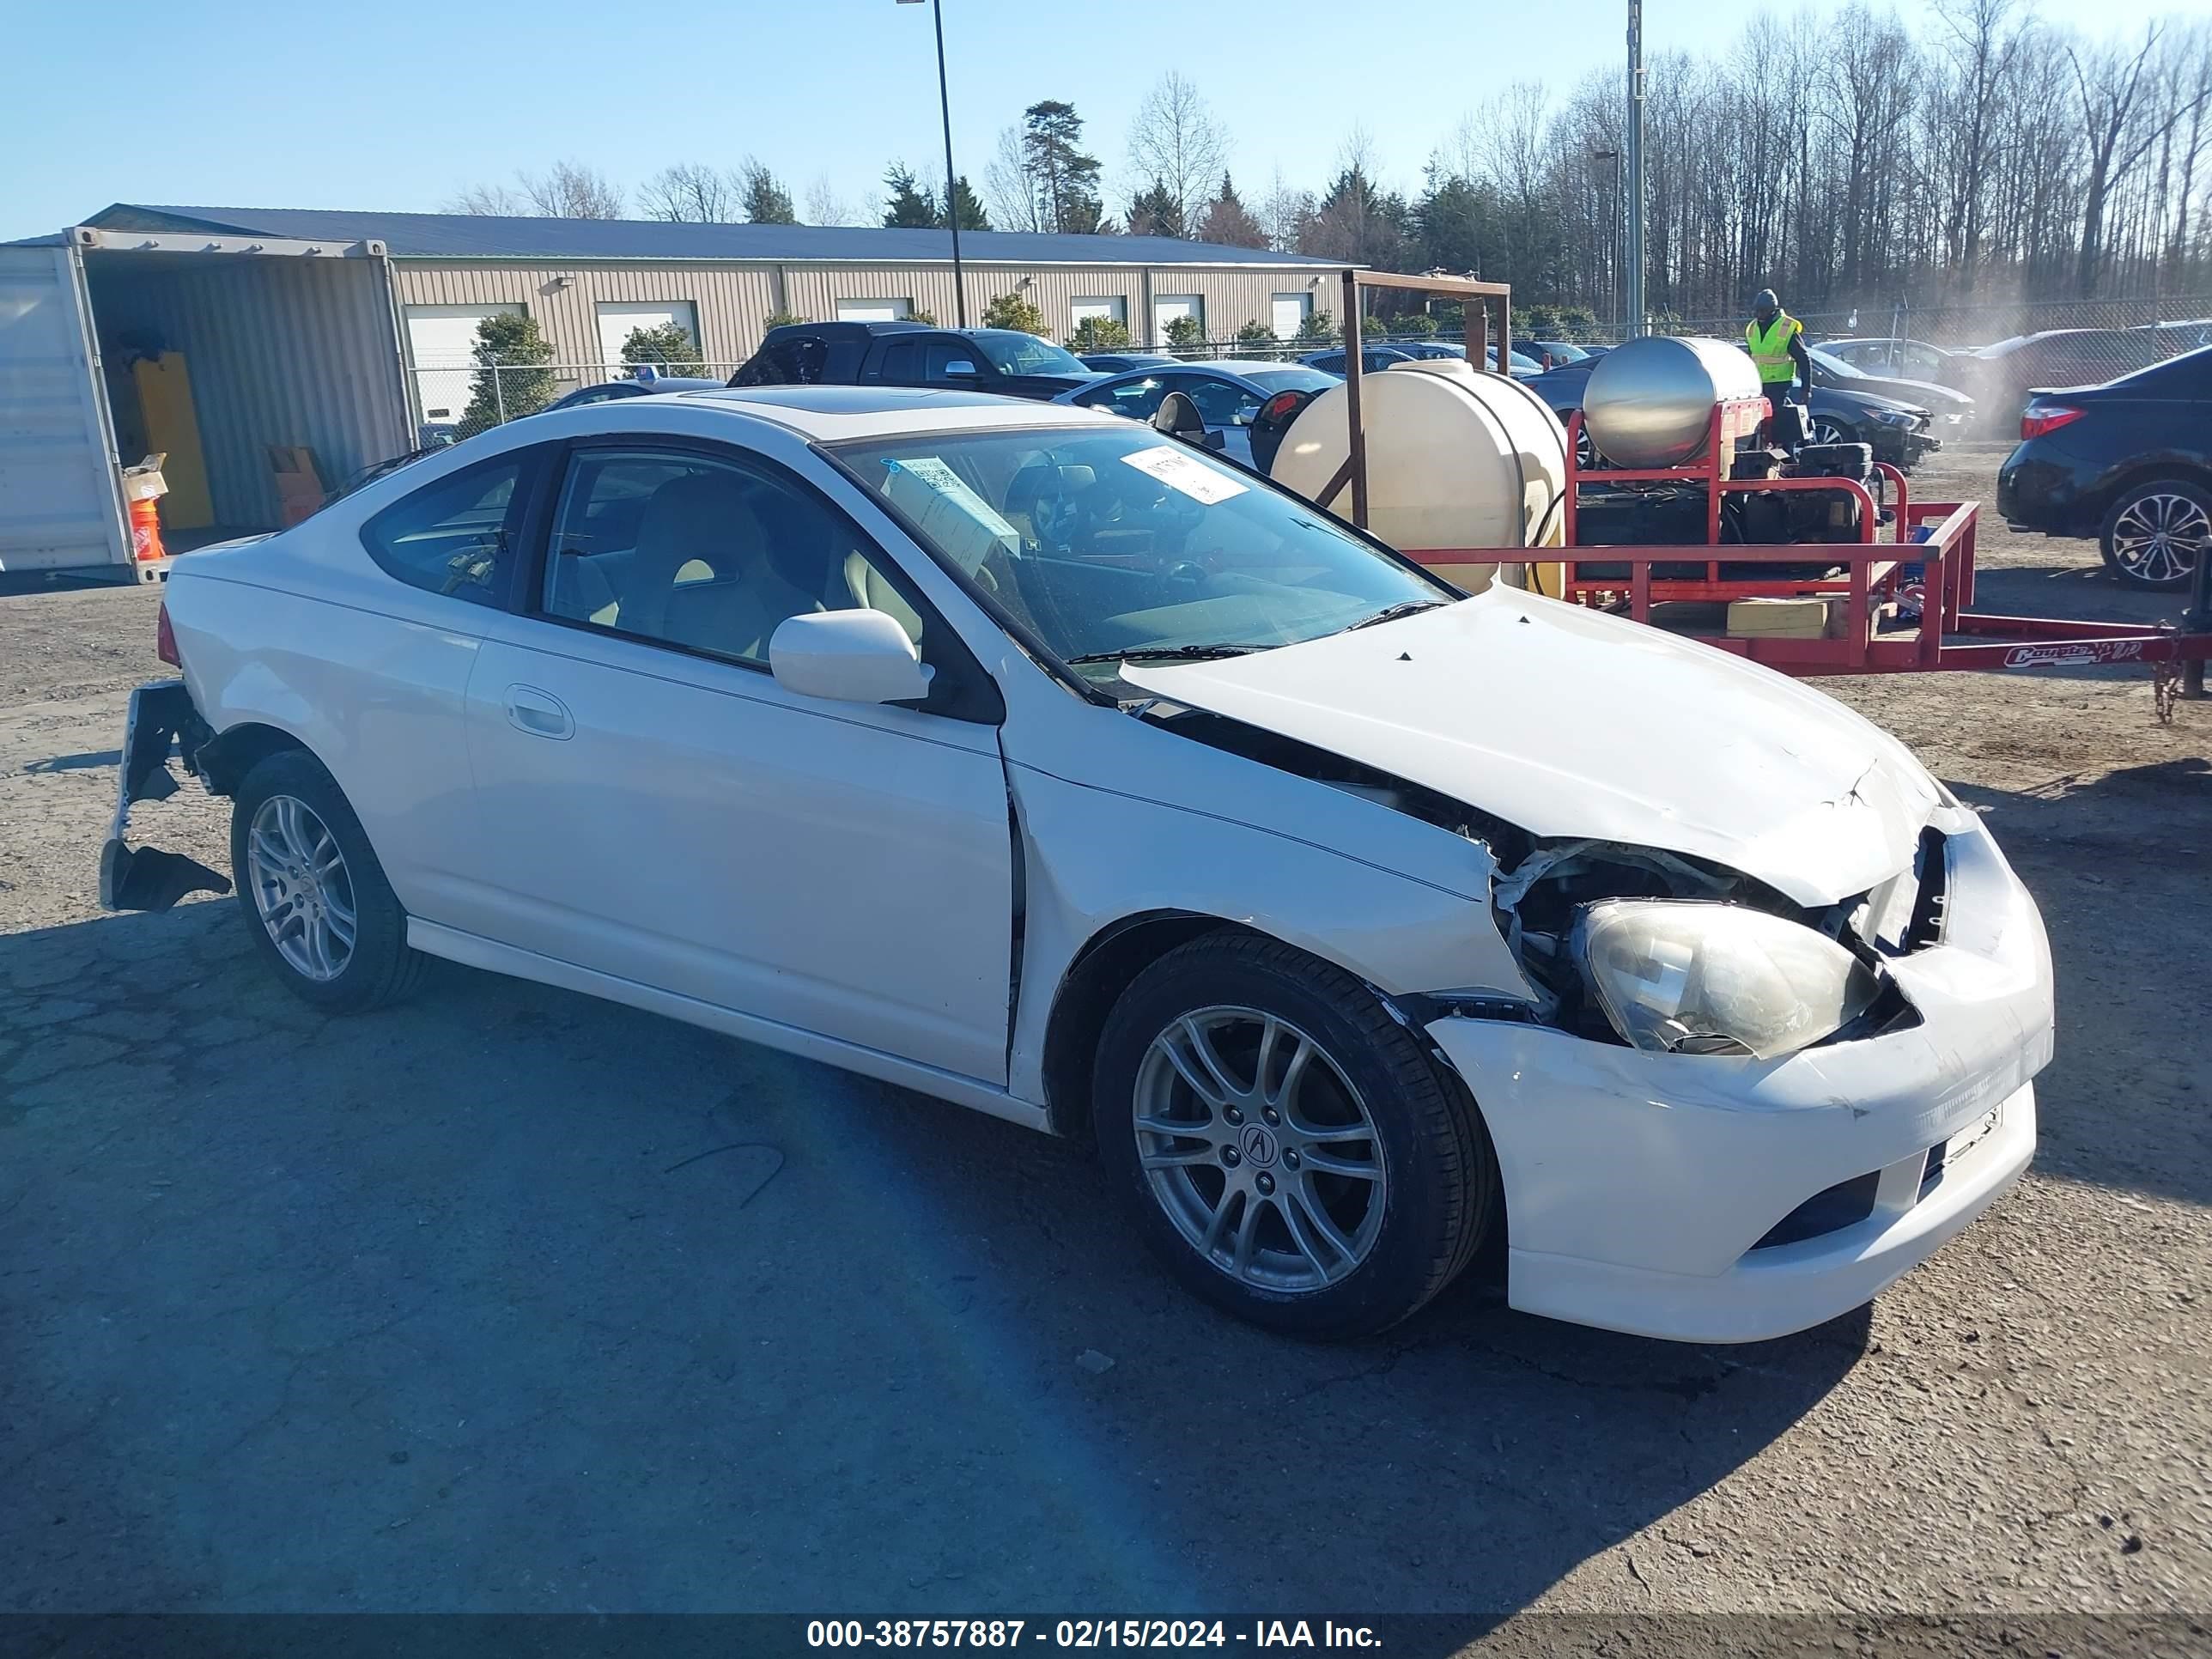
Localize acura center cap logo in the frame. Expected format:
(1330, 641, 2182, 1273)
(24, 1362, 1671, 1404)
(1239, 1124, 1279, 1167)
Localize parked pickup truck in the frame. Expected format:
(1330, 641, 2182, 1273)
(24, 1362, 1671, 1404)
(730, 320, 1098, 400)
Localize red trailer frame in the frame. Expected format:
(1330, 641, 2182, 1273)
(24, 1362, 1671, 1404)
(1326, 270, 2212, 678)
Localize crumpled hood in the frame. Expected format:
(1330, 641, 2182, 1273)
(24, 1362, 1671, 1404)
(1122, 589, 1941, 907)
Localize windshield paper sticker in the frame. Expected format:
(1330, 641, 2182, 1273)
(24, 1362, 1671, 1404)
(882, 457, 1021, 573)
(1121, 445, 1248, 503)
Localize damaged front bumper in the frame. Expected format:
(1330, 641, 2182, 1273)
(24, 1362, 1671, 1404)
(1430, 815, 2051, 1343)
(99, 679, 232, 912)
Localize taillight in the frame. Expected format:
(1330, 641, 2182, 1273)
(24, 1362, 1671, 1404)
(155, 600, 179, 667)
(2021, 404, 2083, 439)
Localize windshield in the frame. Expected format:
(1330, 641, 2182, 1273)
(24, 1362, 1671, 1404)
(1541, 342, 1590, 363)
(971, 331, 1090, 377)
(1247, 367, 1337, 393)
(834, 425, 1452, 682)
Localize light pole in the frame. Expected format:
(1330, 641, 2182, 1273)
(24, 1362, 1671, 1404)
(1592, 148, 1620, 338)
(898, 0, 967, 326)
(1624, 0, 1647, 337)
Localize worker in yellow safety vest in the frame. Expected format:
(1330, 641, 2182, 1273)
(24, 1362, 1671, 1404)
(1745, 289, 1812, 404)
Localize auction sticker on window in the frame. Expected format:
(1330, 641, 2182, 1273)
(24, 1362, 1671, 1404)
(1121, 445, 1248, 503)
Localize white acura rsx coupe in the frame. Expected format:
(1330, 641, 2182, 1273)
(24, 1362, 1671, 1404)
(104, 386, 2053, 1342)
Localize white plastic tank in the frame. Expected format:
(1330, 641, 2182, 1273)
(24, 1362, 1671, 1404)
(1582, 335, 1764, 469)
(1270, 359, 1568, 595)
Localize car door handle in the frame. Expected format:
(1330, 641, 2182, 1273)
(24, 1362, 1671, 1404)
(504, 685, 574, 740)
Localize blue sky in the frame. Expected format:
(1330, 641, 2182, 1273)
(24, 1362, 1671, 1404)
(2, 0, 2153, 240)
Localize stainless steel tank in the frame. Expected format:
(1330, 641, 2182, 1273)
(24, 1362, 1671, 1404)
(1582, 336, 1764, 469)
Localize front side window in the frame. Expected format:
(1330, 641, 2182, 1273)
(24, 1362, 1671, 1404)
(969, 331, 1088, 377)
(544, 447, 928, 669)
(1074, 375, 1171, 421)
(836, 425, 1452, 685)
(1246, 368, 1338, 397)
(922, 339, 980, 381)
(1174, 374, 1261, 427)
(359, 453, 530, 606)
(877, 340, 925, 385)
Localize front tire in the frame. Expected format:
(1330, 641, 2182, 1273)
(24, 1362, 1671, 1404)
(1093, 933, 1496, 1339)
(230, 750, 427, 1012)
(2099, 478, 2209, 590)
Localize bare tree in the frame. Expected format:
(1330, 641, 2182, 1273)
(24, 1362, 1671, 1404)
(449, 182, 525, 216)
(639, 163, 738, 223)
(519, 161, 626, 219)
(2069, 23, 2212, 294)
(1258, 167, 1314, 253)
(1125, 71, 1230, 232)
(986, 124, 1044, 232)
(805, 174, 854, 227)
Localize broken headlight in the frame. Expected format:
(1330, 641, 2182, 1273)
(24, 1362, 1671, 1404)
(1574, 901, 1879, 1059)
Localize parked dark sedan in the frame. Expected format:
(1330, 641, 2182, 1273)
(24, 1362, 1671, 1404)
(1953, 329, 2177, 433)
(1056, 359, 1337, 469)
(1822, 337, 1965, 386)
(1808, 346, 1975, 436)
(1301, 345, 1418, 375)
(1996, 346, 2211, 589)
(1078, 352, 1179, 374)
(548, 374, 726, 410)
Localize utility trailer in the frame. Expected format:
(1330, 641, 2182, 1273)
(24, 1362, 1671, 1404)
(1319, 270, 2212, 688)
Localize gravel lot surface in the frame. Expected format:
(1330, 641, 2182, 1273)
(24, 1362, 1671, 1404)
(1, 444, 2207, 1635)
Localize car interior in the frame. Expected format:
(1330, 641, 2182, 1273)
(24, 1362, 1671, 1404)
(544, 453, 925, 665)
(848, 433, 1409, 662)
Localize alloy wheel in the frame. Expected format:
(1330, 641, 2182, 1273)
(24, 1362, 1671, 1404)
(246, 794, 357, 982)
(1811, 418, 1850, 447)
(1132, 1007, 1387, 1293)
(2109, 492, 2209, 586)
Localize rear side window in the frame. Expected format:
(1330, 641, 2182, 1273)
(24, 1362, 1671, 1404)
(359, 453, 532, 606)
(878, 339, 924, 384)
(736, 333, 830, 386)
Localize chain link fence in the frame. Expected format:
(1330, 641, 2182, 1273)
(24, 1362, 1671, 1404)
(406, 360, 748, 446)
(408, 292, 2212, 447)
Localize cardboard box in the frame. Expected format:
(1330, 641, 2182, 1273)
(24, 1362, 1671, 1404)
(267, 445, 325, 526)
(1725, 597, 1838, 640)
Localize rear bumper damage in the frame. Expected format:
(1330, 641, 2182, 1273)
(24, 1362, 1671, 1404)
(99, 679, 231, 912)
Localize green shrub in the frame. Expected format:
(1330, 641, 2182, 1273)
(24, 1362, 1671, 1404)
(619, 321, 703, 374)
(458, 313, 556, 434)
(1071, 314, 1133, 352)
(982, 293, 1049, 336)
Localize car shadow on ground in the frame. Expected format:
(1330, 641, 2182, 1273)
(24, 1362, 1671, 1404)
(1, 901, 1865, 1620)
(1948, 755, 2210, 1211)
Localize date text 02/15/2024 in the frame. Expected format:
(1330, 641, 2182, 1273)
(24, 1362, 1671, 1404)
(805, 1621, 1382, 1649)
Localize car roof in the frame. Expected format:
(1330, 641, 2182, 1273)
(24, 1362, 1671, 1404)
(667, 385, 1121, 441)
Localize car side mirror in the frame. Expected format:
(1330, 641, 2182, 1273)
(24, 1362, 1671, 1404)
(944, 359, 977, 377)
(769, 610, 933, 706)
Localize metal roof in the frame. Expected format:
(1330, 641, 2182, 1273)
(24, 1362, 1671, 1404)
(87, 204, 1342, 269)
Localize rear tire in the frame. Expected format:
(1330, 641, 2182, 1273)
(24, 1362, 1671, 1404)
(230, 750, 428, 1012)
(1092, 933, 1496, 1340)
(2098, 478, 2209, 591)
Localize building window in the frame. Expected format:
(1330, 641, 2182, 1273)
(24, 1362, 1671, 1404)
(1070, 296, 1127, 328)
(1152, 295, 1203, 345)
(594, 301, 700, 373)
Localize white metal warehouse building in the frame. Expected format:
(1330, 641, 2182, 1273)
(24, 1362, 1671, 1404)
(0, 204, 1341, 573)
